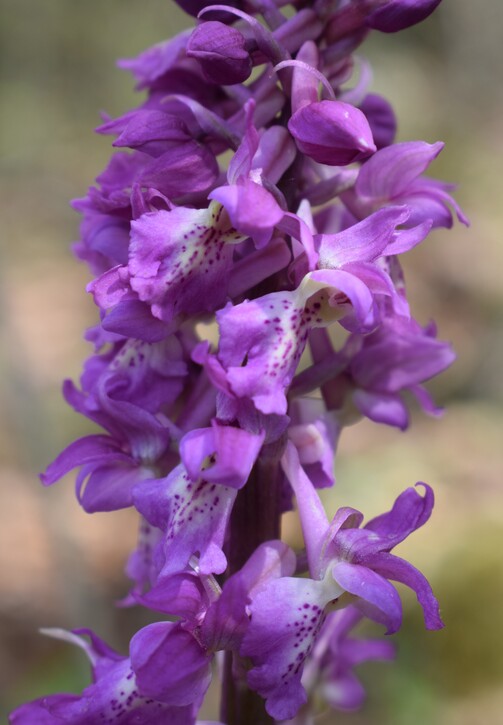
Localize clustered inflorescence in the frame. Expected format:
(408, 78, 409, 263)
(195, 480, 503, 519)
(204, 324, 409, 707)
(12, 1, 467, 724)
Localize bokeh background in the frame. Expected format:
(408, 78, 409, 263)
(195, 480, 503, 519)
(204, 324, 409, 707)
(1, 1, 501, 722)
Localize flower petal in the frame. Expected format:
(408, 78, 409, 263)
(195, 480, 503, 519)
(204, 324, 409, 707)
(179, 422, 264, 489)
(40, 435, 126, 486)
(365, 552, 443, 630)
(242, 575, 342, 720)
(363, 482, 434, 549)
(317, 206, 410, 268)
(356, 141, 444, 200)
(332, 561, 402, 634)
(130, 622, 212, 706)
(209, 178, 284, 248)
(133, 465, 237, 576)
(129, 203, 243, 323)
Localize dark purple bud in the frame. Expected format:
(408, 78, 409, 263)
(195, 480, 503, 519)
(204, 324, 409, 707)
(187, 21, 252, 85)
(113, 111, 193, 157)
(359, 93, 397, 149)
(288, 100, 376, 166)
(174, 0, 239, 18)
(366, 0, 443, 33)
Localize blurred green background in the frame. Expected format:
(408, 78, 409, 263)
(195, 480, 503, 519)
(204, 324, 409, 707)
(0, 1, 501, 722)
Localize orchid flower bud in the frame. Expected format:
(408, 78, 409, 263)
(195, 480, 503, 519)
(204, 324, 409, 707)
(187, 20, 252, 85)
(366, 0, 443, 33)
(288, 99, 376, 166)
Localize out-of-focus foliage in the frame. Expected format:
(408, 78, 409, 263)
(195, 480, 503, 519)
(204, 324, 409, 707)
(0, 1, 501, 722)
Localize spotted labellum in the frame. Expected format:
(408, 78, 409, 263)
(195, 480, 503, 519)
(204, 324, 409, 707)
(12, 1, 466, 723)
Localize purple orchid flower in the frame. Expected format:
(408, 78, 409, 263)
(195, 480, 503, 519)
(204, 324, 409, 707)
(342, 140, 469, 228)
(195, 204, 432, 420)
(11, 541, 294, 724)
(40, 333, 189, 511)
(9, 628, 199, 725)
(298, 313, 456, 430)
(278, 606, 395, 723)
(132, 540, 295, 706)
(91, 101, 300, 338)
(240, 443, 442, 720)
(132, 422, 264, 576)
(301, 607, 395, 712)
(195, 269, 395, 418)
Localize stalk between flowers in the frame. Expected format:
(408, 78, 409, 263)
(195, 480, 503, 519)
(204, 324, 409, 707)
(221, 447, 283, 725)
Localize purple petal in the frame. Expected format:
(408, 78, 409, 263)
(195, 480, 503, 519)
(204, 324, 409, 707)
(76, 461, 153, 513)
(242, 576, 342, 721)
(133, 465, 237, 576)
(102, 299, 174, 342)
(317, 206, 410, 268)
(353, 389, 409, 429)
(364, 482, 434, 548)
(228, 237, 291, 298)
(359, 93, 397, 149)
(128, 204, 241, 323)
(367, 0, 443, 33)
(356, 140, 444, 200)
(252, 126, 297, 185)
(410, 383, 444, 417)
(322, 671, 367, 710)
(130, 622, 212, 706)
(277, 212, 318, 270)
(288, 100, 376, 166)
(334, 261, 409, 327)
(227, 100, 259, 184)
(202, 541, 295, 652)
(281, 441, 331, 578)
(122, 518, 164, 602)
(209, 178, 284, 248)
(289, 41, 323, 114)
(288, 415, 337, 490)
(383, 219, 432, 254)
(365, 552, 444, 630)
(272, 9, 324, 55)
(89, 265, 130, 310)
(401, 189, 455, 228)
(105, 337, 187, 412)
(10, 656, 194, 724)
(309, 268, 377, 330)
(173, 0, 240, 19)
(113, 111, 192, 157)
(404, 177, 470, 228)
(350, 316, 456, 393)
(40, 435, 126, 486)
(187, 21, 252, 85)
(138, 142, 219, 197)
(332, 561, 402, 634)
(91, 395, 171, 462)
(10, 695, 81, 724)
(179, 423, 264, 489)
(118, 31, 190, 89)
(214, 291, 307, 415)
